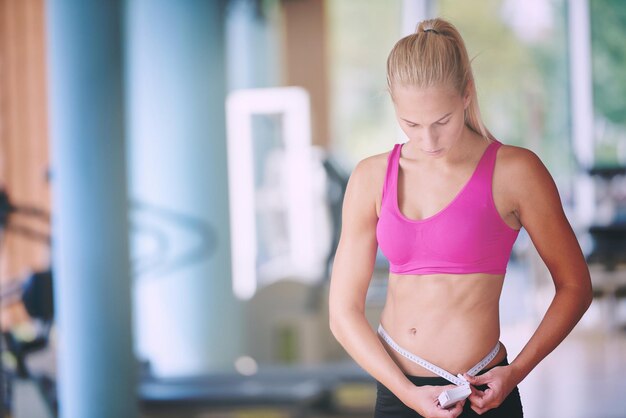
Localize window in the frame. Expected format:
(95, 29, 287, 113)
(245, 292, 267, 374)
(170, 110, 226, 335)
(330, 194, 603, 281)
(590, 0, 626, 166)
(326, 0, 404, 166)
(437, 0, 573, 202)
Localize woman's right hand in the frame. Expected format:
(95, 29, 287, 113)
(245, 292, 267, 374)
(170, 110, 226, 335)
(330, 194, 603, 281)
(400, 385, 465, 418)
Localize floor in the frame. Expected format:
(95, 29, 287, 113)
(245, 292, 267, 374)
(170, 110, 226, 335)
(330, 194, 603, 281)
(496, 255, 626, 418)
(501, 321, 626, 418)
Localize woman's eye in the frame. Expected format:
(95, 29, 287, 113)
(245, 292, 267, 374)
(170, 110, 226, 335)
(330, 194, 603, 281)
(437, 120, 450, 125)
(407, 123, 417, 128)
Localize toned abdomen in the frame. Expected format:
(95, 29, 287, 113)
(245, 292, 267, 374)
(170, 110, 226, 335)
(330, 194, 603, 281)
(379, 272, 508, 376)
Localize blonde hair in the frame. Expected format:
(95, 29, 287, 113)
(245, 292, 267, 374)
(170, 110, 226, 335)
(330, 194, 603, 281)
(386, 18, 494, 142)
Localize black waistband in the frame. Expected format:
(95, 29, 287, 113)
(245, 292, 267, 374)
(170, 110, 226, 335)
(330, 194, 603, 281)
(401, 357, 509, 386)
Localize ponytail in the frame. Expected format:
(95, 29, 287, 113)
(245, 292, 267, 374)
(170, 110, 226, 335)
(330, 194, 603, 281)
(386, 18, 494, 142)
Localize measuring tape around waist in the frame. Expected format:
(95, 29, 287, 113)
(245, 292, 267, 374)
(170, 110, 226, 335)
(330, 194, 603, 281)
(377, 324, 500, 387)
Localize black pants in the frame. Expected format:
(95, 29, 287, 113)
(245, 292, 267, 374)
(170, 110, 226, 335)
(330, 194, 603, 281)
(374, 358, 523, 417)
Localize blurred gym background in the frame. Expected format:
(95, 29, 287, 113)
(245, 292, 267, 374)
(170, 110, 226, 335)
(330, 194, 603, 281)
(0, 0, 625, 417)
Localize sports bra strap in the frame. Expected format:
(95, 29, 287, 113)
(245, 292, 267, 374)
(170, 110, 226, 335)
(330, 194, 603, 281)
(381, 144, 400, 204)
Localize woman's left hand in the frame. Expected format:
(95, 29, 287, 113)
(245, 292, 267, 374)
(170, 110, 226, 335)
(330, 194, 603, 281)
(462, 365, 519, 414)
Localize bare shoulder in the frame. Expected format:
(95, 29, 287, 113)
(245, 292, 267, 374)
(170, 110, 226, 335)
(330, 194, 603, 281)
(495, 142, 591, 289)
(495, 143, 555, 193)
(495, 142, 542, 168)
(350, 149, 390, 182)
(494, 142, 564, 223)
(346, 148, 392, 218)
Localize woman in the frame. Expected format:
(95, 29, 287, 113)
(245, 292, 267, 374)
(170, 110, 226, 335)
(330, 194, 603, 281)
(328, 18, 592, 418)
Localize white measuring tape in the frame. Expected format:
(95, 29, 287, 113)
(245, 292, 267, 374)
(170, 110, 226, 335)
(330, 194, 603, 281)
(377, 324, 500, 387)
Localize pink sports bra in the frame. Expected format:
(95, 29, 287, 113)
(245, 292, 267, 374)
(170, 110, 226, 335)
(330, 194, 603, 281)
(375, 138, 520, 275)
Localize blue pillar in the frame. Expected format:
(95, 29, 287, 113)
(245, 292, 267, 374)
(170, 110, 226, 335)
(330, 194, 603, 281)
(225, 0, 282, 90)
(46, 1, 137, 418)
(126, 0, 244, 376)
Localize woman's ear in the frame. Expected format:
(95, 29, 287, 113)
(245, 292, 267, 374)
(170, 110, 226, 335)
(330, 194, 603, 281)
(463, 81, 473, 109)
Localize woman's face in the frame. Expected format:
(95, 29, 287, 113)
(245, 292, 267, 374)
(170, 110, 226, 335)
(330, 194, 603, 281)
(391, 84, 470, 158)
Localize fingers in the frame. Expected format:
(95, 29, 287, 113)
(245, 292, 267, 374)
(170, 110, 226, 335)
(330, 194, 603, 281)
(404, 385, 459, 418)
(463, 372, 488, 386)
(445, 401, 465, 417)
(465, 372, 498, 412)
(468, 388, 490, 408)
(432, 400, 464, 418)
(469, 387, 502, 415)
(465, 366, 514, 414)
(467, 384, 484, 403)
(437, 386, 466, 418)
(422, 385, 466, 418)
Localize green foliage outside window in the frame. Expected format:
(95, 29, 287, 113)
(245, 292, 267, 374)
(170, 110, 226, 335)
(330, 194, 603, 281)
(590, 0, 626, 165)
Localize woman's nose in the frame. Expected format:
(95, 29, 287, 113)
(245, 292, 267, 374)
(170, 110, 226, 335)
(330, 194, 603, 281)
(421, 129, 438, 148)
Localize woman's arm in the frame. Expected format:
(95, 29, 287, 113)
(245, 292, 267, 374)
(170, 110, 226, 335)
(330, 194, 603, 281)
(329, 158, 464, 418)
(465, 146, 593, 414)
(507, 148, 593, 377)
